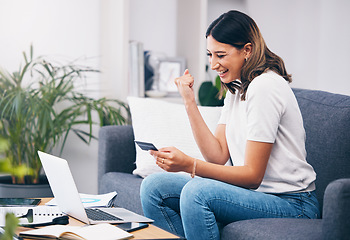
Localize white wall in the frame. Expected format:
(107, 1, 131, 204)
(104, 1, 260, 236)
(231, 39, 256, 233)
(129, 0, 177, 57)
(0, 0, 101, 193)
(247, 0, 350, 95)
(0, 0, 100, 72)
(317, 0, 350, 95)
(176, 0, 208, 96)
(100, 0, 129, 101)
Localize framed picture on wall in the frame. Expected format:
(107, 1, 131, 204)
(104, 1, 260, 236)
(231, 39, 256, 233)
(158, 57, 186, 96)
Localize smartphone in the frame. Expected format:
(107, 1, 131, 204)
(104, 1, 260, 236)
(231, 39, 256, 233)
(0, 198, 41, 207)
(134, 140, 158, 151)
(117, 222, 149, 232)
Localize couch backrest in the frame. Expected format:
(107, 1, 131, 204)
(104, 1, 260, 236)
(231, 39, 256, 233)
(293, 88, 350, 210)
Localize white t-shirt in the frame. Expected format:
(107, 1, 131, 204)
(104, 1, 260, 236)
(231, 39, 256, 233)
(218, 71, 316, 193)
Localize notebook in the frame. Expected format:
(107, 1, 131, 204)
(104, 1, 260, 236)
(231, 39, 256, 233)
(37, 151, 153, 224)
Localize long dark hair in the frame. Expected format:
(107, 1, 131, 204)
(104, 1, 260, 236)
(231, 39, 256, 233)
(206, 10, 292, 100)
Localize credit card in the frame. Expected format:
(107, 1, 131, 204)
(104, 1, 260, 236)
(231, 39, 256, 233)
(134, 141, 158, 151)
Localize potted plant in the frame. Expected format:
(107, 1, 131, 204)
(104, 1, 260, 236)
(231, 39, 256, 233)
(0, 46, 129, 193)
(198, 74, 226, 106)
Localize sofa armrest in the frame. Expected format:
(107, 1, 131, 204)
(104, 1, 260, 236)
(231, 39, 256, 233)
(98, 125, 136, 183)
(322, 178, 350, 239)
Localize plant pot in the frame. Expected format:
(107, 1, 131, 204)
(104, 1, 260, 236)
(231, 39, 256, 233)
(0, 175, 53, 198)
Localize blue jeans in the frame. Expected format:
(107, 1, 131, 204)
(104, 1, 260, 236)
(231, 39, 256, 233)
(140, 172, 320, 240)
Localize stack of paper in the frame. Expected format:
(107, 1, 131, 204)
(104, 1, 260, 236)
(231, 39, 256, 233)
(46, 192, 118, 208)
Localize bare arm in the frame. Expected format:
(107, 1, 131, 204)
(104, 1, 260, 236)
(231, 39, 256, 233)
(195, 140, 272, 188)
(152, 140, 272, 189)
(175, 70, 230, 164)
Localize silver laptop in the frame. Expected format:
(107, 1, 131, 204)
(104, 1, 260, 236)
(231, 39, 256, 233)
(38, 151, 153, 224)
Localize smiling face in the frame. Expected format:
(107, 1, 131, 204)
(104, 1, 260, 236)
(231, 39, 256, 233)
(207, 35, 247, 83)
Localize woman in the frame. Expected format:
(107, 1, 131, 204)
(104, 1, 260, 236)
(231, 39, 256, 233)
(140, 10, 320, 240)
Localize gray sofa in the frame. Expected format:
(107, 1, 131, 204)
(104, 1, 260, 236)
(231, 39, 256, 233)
(98, 88, 350, 240)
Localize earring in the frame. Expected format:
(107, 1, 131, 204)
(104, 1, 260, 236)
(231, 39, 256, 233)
(245, 57, 248, 62)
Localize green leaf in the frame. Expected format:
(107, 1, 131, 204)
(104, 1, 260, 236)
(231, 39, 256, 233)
(0, 213, 19, 240)
(215, 75, 221, 90)
(198, 81, 224, 106)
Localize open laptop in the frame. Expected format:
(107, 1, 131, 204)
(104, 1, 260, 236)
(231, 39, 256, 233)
(37, 151, 153, 224)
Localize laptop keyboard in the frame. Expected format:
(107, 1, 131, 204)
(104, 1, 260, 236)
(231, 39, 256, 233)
(85, 208, 123, 221)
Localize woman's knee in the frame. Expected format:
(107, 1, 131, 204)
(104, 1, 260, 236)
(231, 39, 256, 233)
(180, 178, 211, 209)
(140, 172, 168, 198)
(180, 178, 237, 211)
(140, 172, 191, 200)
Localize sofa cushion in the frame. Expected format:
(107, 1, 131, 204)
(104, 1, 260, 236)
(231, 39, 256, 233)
(98, 125, 136, 178)
(100, 172, 144, 215)
(293, 89, 350, 209)
(221, 218, 322, 240)
(127, 97, 223, 178)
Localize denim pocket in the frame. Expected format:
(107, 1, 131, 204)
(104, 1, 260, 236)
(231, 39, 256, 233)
(299, 192, 321, 219)
(274, 191, 320, 219)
